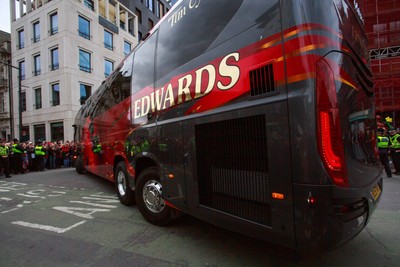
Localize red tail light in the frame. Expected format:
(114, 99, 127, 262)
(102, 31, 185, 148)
(316, 59, 348, 187)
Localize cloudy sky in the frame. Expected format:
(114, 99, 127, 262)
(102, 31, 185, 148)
(0, 0, 11, 33)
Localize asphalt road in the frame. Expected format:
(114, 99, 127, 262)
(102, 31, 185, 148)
(0, 168, 399, 267)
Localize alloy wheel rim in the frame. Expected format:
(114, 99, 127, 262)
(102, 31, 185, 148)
(117, 171, 126, 196)
(143, 180, 165, 213)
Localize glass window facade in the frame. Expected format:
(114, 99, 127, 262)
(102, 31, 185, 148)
(51, 47, 59, 70)
(104, 59, 114, 77)
(33, 21, 40, 43)
(34, 54, 41, 76)
(104, 30, 113, 50)
(51, 83, 60, 106)
(19, 61, 25, 80)
(84, 0, 94, 11)
(79, 16, 91, 40)
(34, 124, 45, 143)
(51, 122, 64, 142)
(21, 91, 26, 112)
(18, 29, 24, 49)
(50, 13, 58, 35)
(21, 125, 29, 142)
(79, 49, 91, 73)
(0, 93, 4, 112)
(35, 88, 42, 109)
(80, 83, 92, 105)
(124, 41, 131, 55)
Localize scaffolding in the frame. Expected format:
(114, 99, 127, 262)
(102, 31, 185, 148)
(362, 0, 400, 126)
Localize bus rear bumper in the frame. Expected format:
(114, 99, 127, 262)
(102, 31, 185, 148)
(293, 177, 382, 250)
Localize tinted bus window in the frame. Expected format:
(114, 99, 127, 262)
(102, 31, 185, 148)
(93, 53, 133, 118)
(132, 32, 157, 94)
(156, 1, 243, 80)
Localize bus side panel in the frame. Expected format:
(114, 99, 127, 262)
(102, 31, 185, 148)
(182, 100, 295, 247)
(156, 121, 187, 209)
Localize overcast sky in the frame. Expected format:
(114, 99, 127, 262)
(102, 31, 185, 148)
(0, 0, 11, 33)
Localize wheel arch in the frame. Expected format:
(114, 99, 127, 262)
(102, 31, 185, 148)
(125, 154, 159, 191)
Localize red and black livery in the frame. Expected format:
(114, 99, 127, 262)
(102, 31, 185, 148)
(74, 0, 382, 250)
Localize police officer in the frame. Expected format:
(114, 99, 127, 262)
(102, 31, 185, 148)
(389, 128, 400, 175)
(0, 139, 12, 178)
(35, 140, 46, 171)
(377, 128, 392, 178)
(11, 138, 23, 174)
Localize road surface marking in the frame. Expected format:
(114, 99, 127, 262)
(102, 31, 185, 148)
(12, 220, 87, 233)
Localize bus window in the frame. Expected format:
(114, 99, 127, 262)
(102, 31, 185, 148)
(131, 31, 157, 125)
(132, 32, 157, 94)
(156, 1, 243, 81)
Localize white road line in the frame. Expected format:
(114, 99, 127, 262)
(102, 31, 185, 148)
(12, 220, 87, 233)
(52, 206, 110, 219)
(69, 201, 118, 208)
(2, 208, 20, 214)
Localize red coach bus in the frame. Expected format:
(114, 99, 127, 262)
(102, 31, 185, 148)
(74, 0, 382, 250)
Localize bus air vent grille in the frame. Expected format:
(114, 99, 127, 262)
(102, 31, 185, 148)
(195, 115, 271, 226)
(250, 64, 275, 97)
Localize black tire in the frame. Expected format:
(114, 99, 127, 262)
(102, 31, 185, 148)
(75, 155, 85, 174)
(135, 167, 173, 226)
(115, 162, 135, 206)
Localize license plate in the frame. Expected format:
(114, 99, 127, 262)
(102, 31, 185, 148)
(371, 184, 381, 201)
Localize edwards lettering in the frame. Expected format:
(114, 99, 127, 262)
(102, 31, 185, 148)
(134, 52, 240, 119)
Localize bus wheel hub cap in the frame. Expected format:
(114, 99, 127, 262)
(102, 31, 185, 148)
(143, 180, 165, 213)
(117, 172, 126, 196)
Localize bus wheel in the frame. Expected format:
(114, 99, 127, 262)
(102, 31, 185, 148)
(136, 167, 173, 226)
(75, 155, 86, 174)
(115, 162, 135, 206)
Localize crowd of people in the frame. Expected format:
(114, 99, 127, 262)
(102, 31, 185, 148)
(0, 138, 81, 178)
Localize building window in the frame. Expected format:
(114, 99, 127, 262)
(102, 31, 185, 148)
(135, 8, 142, 24)
(148, 19, 154, 30)
(124, 41, 131, 55)
(80, 83, 92, 104)
(50, 12, 58, 35)
(50, 47, 59, 70)
(156, 1, 160, 18)
(51, 122, 64, 142)
(104, 59, 114, 77)
(21, 91, 26, 112)
(84, 0, 94, 11)
(34, 124, 45, 143)
(34, 88, 42, 109)
(78, 15, 91, 40)
(33, 21, 40, 43)
(79, 49, 91, 73)
(34, 54, 41, 76)
(0, 93, 4, 112)
(146, 0, 154, 12)
(18, 61, 25, 80)
(51, 83, 60, 106)
(21, 125, 30, 142)
(159, 2, 165, 18)
(104, 30, 113, 50)
(18, 29, 24, 49)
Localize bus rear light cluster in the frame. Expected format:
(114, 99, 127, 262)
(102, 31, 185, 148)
(316, 59, 348, 187)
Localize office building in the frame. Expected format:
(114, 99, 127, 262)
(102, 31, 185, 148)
(10, 0, 170, 142)
(0, 31, 12, 140)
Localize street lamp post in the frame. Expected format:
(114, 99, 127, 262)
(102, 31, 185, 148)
(1, 60, 22, 140)
(6, 60, 14, 139)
